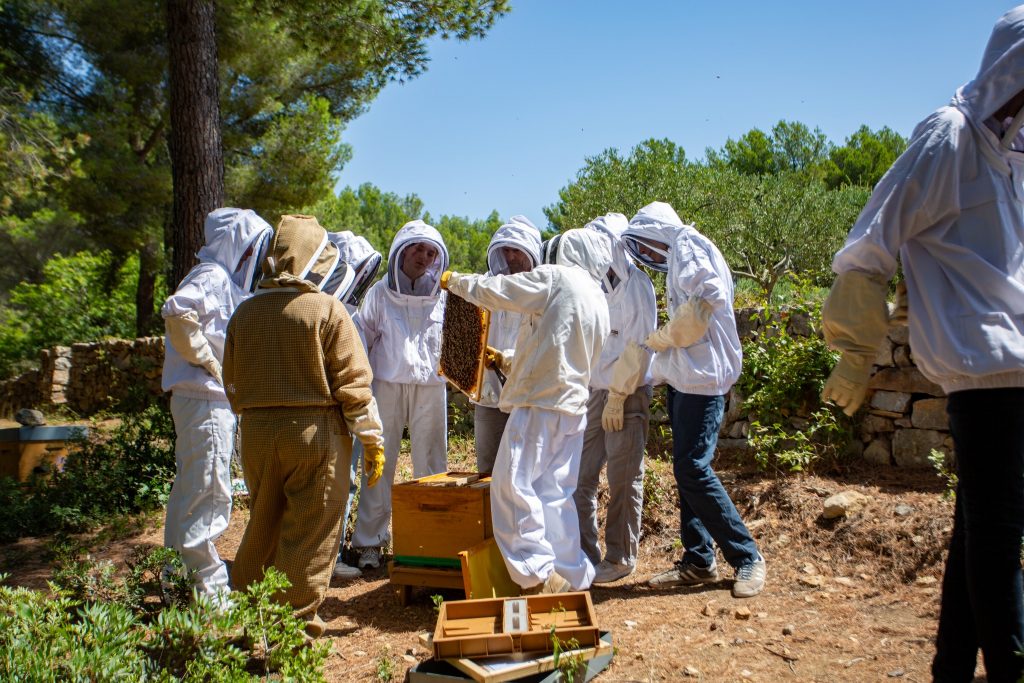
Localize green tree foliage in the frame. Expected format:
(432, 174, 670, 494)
(0, 251, 149, 377)
(823, 124, 908, 189)
(706, 120, 831, 181)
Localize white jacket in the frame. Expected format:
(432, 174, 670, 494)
(161, 208, 273, 400)
(449, 229, 611, 416)
(475, 216, 543, 408)
(832, 7, 1024, 394)
(585, 213, 657, 390)
(622, 202, 743, 396)
(356, 220, 449, 385)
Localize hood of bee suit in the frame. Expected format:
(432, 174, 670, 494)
(197, 207, 274, 293)
(323, 230, 382, 307)
(555, 228, 613, 285)
(486, 215, 543, 275)
(584, 212, 631, 290)
(259, 214, 340, 293)
(621, 201, 684, 273)
(386, 219, 449, 295)
(952, 6, 1024, 131)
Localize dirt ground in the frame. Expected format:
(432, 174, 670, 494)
(0, 437, 970, 682)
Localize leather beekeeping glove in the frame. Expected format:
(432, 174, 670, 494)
(608, 342, 648, 396)
(363, 442, 385, 488)
(344, 397, 386, 486)
(887, 280, 908, 326)
(644, 297, 714, 352)
(821, 270, 890, 416)
(440, 270, 455, 291)
(601, 391, 626, 432)
(484, 346, 513, 376)
(165, 311, 222, 384)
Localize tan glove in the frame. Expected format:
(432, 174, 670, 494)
(363, 442, 385, 488)
(601, 391, 626, 432)
(821, 270, 890, 416)
(484, 346, 513, 376)
(645, 297, 713, 352)
(165, 311, 222, 384)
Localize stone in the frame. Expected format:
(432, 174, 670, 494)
(684, 665, 701, 677)
(892, 429, 947, 468)
(728, 420, 749, 439)
(14, 408, 45, 426)
(717, 438, 750, 452)
(786, 310, 812, 337)
(888, 325, 909, 345)
(734, 606, 752, 620)
(894, 504, 914, 516)
(782, 624, 795, 635)
(869, 367, 943, 396)
(799, 575, 825, 587)
(873, 336, 895, 367)
(863, 437, 892, 466)
(911, 398, 949, 430)
(823, 490, 870, 518)
(870, 391, 912, 413)
(893, 345, 914, 367)
(861, 414, 895, 434)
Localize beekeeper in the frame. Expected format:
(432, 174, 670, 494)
(351, 220, 450, 570)
(161, 207, 272, 606)
(622, 201, 766, 599)
(471, 216, 543, 473)
(822, 8, 1024, 679)
(321, 230, 383, 580)
(223, 214, 384, 638)
(442, 228, 611, 594)
(573, 213, 657, 585)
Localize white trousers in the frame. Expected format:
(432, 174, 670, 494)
(352, 380, 448, 547)
(165, 394, 234, 598)
(491, 406, 595, 590)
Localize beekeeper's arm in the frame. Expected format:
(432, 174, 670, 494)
(822, 115, 961, 415)
(443, 270, 552, 316)
(645, 246, 725, 353)
(603, 274, 658, 431)
(326, 306, 385, 487)
(162, 278, 223, 383)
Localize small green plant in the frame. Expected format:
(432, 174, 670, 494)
(430, 593, 444, 615)
(549, 625, 586, 682)
(928, 449, 958, 500)
(374, 645, 395, 682)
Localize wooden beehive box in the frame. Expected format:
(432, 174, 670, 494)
(0, 426, 87, 482)
(432, 592, 600, 660)
(392, 472, 492, 569)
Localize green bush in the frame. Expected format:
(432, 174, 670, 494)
(0, 560, 329, 681)
(737, 299, 852, 473)
(0, 405, 176, 542)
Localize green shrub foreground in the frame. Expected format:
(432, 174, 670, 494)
(0, 559, 329, 681)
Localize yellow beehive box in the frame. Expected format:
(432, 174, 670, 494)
(0, 426, 86, 481)
(392, 471, 492, 569)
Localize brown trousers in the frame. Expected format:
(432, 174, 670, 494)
(232, 406, 351, 620)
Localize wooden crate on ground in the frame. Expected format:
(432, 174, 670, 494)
(432, 592, 600, 660)
(0, 426, 87, 481)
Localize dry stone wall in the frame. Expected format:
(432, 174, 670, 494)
(0, 312, 952, 467)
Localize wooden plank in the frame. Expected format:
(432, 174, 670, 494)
(447, 639, 614, 683)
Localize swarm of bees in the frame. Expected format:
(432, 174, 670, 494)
(440, 293, 489, 400)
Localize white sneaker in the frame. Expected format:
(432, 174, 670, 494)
(592, 560, 634, 585)
(332, 558, 362, 579)
(732, 556, 767, 598)
(357, 547, 381, 569)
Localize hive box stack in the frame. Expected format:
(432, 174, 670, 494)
(390, 471, 493, 603)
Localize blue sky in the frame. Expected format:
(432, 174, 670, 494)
(335, 1, 1015, 227)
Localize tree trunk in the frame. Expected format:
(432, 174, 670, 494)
(135, 242, 159, 337)
(166, 0, 223, 287)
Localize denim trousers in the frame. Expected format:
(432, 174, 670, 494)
(932, 388, 1024, 683)
(668, 387, 759, 570)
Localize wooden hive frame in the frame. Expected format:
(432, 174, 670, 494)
(439, 293, 492, 402)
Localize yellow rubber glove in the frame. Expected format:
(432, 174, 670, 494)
(440, 270, 455, 290)
(601, 391, 626, 432)
(644, 297, 713, 352)
(821, 270, 890, 416)
(363, 442, 385, 488)
(484, 346, 512, 376)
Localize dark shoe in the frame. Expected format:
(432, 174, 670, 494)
(647, 560, 720, 588)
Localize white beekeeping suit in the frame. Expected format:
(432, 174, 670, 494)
(351, 220, 450, 568)
(575, 213, 657, 583)
(161, 207, 272, 603)
(622, 201, 742, 396)
(446, 228, 611, 592)
(472, 216, 542, 473)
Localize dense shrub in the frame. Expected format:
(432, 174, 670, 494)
(0, 405, 175, 542)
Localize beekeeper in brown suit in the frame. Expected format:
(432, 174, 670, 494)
(223, 214, 385, 638)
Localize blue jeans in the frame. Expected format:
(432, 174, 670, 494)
(933, 388, 1024, 683)
(668, 387, 759, 570)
